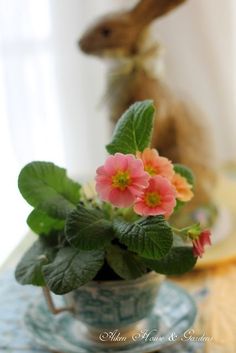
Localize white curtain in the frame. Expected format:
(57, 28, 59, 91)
(0, 0, 235, 265)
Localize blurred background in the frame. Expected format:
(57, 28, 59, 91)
(0, 0, 235, 265)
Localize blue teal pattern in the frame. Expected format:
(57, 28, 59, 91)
(65, 273, 163, 329)
(0, 270, 203, 353)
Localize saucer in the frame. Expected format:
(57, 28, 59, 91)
(24, 281, 197, 353)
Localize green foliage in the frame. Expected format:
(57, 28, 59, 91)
(106, 245, 147, 280)
(114, 216, 173, 260)
(65, 204, 114, 250)
(15, 239, 56, 286)
(143, 247, 197, 275)
(18, 162, 81, 219)
(174, 164, 195, 186)
(106, 100, 155, 155)
(15, 102, 199, 294)
(174, 199, 186, 213)
(43, 248, 104, 294)
(27, 209, 65, 235)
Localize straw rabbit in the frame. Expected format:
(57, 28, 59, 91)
(79, 0, 217, 214)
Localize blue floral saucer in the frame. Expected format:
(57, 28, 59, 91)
(24, 281, 199, 353)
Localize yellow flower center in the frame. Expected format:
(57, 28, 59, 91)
(112, 170, 131, 191)
(145, 164, 157, 176)
(145, 192, 161, 208)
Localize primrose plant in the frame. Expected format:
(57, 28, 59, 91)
(15, 101, 211, 295)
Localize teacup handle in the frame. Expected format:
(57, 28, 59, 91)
(42, 287, 74, 315)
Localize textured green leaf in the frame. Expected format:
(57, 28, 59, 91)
(27, 209, 65, 235)
(106, 100, 155, 155)
(174, 164, 195, 186)
(43, 248, 104, 294)
(106, 245, 147, 280)
(15, 239, 56, 286)
(143, 246, 197, 275)
(65, 205, 114, 250)
(114, 216, 173, 260)
(18, 162, 81, 219)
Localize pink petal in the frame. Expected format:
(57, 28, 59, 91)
(133, 202, 150, 216)
(103, 155, 117, 175)
(113, 153, 129, 171)
(96, 166, 106, 176)
(193, 239, 204, 257)
(95, 182, 113, 200)
(109, 188, 134, 208)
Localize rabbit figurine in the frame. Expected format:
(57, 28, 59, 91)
(79, 0, 218, 217)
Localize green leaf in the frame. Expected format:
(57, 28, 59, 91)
(174, 199, 186, 213)
(65, 205, 114, 250)
(143, 246, 197, 275)
(43, 248, 104, 294)
(114, 216, 173, 260)
(18, 162, 81, 219)
(27, 209, 65, 235)
(106, 100, 155, 155)
(106, 245, 147, 280)
(174, 164, 195, 186)
(15, 239, 56, 286)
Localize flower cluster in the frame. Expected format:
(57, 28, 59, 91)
(95, 148, 193, 219)
(15, 102, 213, 295)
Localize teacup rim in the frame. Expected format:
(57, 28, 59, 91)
(80, 271, 164, 289)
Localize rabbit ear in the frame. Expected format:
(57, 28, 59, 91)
(131, 0, 187, 24)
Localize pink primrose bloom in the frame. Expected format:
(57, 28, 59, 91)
(133, 175, 176, 217)
(192, 230, 211, 257)
(136, 148, 174, 180)
(95, 153, 149, 208)
(171, 173, 194, 202)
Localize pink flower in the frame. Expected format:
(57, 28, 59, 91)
(136, 148, 174, 180)
(95, 153, 149, 208)
(171, 173, 194, 202)
(192, 230, 212, 258)
(133, 175, 176, 217)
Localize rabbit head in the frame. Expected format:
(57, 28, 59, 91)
(79, 0, 187, 57)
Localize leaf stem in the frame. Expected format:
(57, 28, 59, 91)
(42, 286, 74, 314)
(171, 224, 199, 234)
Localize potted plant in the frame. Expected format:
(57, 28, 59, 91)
(15, 100, 211, 341)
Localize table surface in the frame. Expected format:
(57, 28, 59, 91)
(1, 166, 236, 353)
